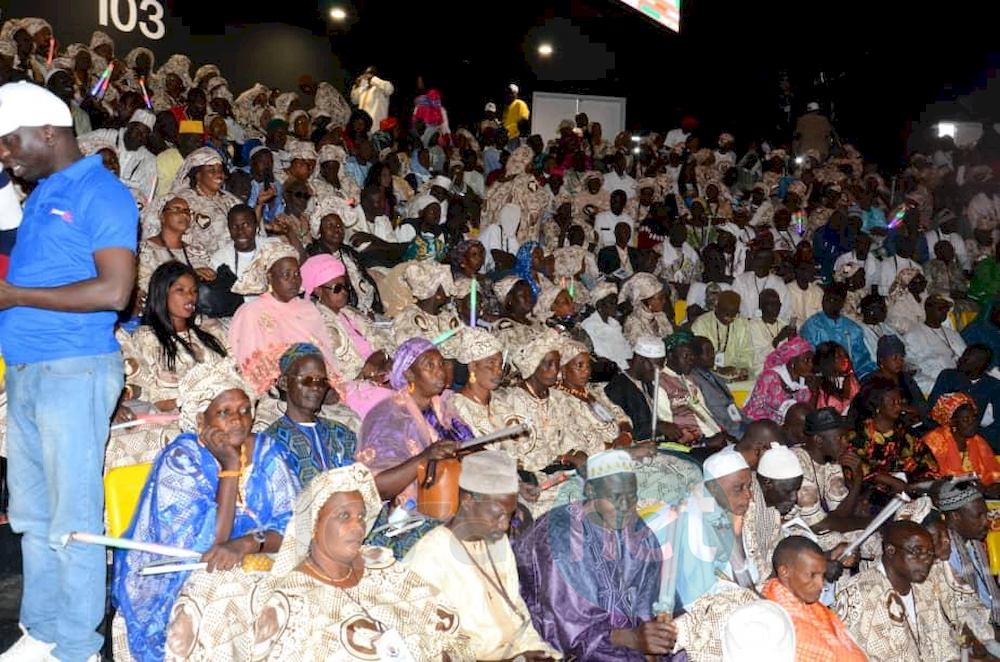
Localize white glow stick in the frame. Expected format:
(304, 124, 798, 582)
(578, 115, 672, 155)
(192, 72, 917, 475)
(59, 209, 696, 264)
(836, 493, 911, 560)
(651, 367, 660, 439)
(64, 531, 202, 559)
(140, 562, 207, 576)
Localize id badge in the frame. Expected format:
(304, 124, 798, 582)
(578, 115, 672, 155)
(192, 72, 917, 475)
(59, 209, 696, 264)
(591, 402, 614, 423)
(727, 403, 742, 422)
(714, 352, 726, 368)
(374, 628, 416, 662)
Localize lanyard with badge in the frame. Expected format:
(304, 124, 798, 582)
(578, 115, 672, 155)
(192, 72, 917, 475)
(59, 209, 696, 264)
(333, 582, 417, 662)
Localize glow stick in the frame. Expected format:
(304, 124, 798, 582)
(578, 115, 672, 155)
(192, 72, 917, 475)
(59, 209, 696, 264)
(793, 211, 806, 236)
(63, 531, 202, 559)
(431, 327, 460, 345)
(651, 367, 660, 439)
(568, 279, 575, 300)
(46, 37, 55, 67)
(469, 279, 477, 327)
(140, 562, 207, 576)
(836, 492, 911, 560)
(110, 412, 179, 431)
(139, 76, 152, 109)
(887, 204, 908, 230)
(90, 63, 112, 97)
(539, 471, 574, 491)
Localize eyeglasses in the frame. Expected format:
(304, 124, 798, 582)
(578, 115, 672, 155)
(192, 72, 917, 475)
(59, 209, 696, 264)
(163, 207, 192, 216)
(320, 283, 348, 295)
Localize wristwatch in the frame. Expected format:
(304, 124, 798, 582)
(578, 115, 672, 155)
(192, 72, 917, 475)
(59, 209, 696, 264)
(252, 530, 266, 553)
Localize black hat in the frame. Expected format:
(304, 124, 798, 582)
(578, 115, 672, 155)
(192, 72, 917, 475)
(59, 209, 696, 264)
(804, 407, 847, 435)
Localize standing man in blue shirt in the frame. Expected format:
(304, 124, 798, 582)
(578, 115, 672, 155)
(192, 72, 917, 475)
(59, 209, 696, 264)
(0, 82, 137, 662)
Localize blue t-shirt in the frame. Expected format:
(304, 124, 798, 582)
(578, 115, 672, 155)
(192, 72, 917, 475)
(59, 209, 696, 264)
(0, 155, 138, 364)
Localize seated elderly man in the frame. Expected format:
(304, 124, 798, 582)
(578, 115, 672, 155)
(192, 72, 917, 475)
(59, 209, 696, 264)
(835, 520, 956, 662)
(761, 536, 868, 661)
(744, 440, 805, 578)
(934, 476, 1000, 630)
(673, 448, 757, 608)
(514, 450, 679, 661)
(404, 451, 560, 661)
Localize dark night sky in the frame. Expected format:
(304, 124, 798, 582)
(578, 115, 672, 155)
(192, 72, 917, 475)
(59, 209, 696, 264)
(51, 0, 1000, 166)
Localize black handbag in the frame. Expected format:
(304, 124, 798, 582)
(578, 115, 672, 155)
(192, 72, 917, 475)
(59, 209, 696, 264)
(197, 264, 244, 318)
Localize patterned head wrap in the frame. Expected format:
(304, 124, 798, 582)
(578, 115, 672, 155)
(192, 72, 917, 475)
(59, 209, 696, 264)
(89, 30, 114, 52)
(177, 359, 252, 432)
(194, 64, 220, 87)
(590, 281, 618, 304)
(786, 181, 807, 199)
(157, 53, 193, 90)
(451, 276, 473, 299)
(0, 41, 15, 59)
(451, 239, 483, 267)
(532, 285, 567, 320)
(404, 261, 454, 301)
(20, 18, 51, 37)
(931, 392, 977, 427)
(514, 242, 544, 298)
(278, 342, 324, 375)
(309, 196, 356, 238)
(512, 329, 562, 377)
(389, 338, 436, 390)
(270, 464, 383, 577)
(124, 46, 155, 72)
(274, 91, 299, 119)
(506, 145, 534, 176)
(318, 144, 349, 165)
(493, 276, 524, 303)
(558, 339, 589, 368)
(618, 272, 663, 306)
(310, 82, 352, 128)
(287, 140, 318, 162)
(763, 337, 813, 371)
(169, 147, 223, 194)
(664, 331, 695, 352)
(456, 328, 502, 365)
(231, 240, 300, 296)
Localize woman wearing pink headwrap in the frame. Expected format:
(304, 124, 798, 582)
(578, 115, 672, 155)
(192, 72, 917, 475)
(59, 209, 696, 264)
(301, 254, 393, 417)
(743, 337, 816, 423)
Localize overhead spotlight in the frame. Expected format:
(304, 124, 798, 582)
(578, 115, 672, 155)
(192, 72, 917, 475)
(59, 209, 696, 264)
(538, 43, 554, 56)
(329, 7, 347, 21)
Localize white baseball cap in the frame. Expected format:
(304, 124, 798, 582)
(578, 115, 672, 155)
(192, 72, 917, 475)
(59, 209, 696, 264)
(0, 82, 73, 138)
(484, 102, 497, 113)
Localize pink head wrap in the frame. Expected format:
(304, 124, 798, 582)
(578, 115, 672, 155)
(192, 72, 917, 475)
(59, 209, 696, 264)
(763, 336, 813, 371)
(300, 254, 346, 299)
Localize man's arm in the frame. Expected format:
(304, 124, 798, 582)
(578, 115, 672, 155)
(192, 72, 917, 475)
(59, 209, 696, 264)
(0, 247, 135, 312)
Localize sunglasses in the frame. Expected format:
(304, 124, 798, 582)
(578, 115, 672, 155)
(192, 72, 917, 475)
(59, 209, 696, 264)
(320, 283, 348, 295)
(292, 376, 328, 388)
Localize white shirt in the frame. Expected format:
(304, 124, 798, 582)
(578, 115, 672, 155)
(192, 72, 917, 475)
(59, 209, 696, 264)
(787, 281, 825, 325)
(602, 171, 639, 199)
(768, 226, 802, 253)
(580, 311, 633, 370)
(81, 128, 157, 208)
(685, 280, 734, 312)
(594, 210, 635, 248)
(659, 242, 701, 283)
(731, 272, 791, 320)
(924, 229, 971, 271)
(350, 75, 395, 128)
(875, 255, 923, 297)
(665, 128, 690, 149)
(0, 174, 22, 231)
(904, 323, 967, 394)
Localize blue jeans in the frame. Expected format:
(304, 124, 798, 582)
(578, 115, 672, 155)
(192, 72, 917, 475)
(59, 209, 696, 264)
(7, 352, 123, 661)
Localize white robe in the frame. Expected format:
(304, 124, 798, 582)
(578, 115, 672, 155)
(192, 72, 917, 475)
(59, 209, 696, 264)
(580, 311, 633, 371)
(904, 323, 967, 394)
(349, 75, 394, 128)
(731, 272, 791, 320)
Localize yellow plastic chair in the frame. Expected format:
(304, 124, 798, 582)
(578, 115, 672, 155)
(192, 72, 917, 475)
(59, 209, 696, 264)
(674, 299, 687, 326)
(104, 463, 152, 538)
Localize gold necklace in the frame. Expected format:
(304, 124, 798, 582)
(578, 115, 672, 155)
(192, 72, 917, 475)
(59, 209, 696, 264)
(305, 557, 354, 583)
(556, 382, 590, 401)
